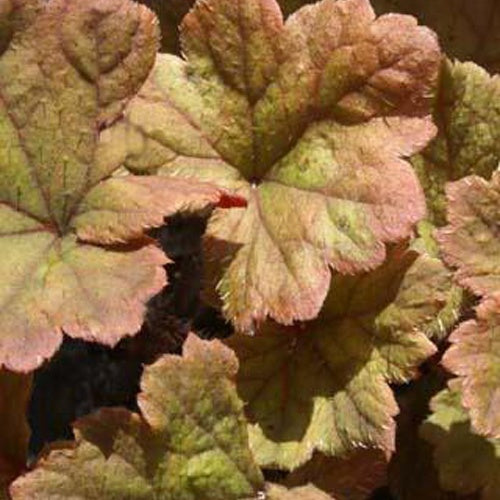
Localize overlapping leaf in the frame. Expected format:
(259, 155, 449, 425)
(442, 304, 500, 438)
(0, 0, 237, 371)
(421, 381, 500, 500)
(372, 0, 500, 74)
(0, 371, 31, 498)
(436, 172, 499, 305)
(224, 248, 440, 469)
(10, 334, 264, 499)
(285, 449, 388, 500)
(123, 0, 441, 330)
(410, 61, 500, 225)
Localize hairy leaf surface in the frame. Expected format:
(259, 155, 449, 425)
(225, 248, 438, 469)
(10, 335, 264, 499)
(123, 0, 441, 330)
(410, 61, 500, 225)
(421, 382, 500, 500)
(443, 304, 500, 438)
(0, 0, 234, 371)
(437, 172, 500, 305)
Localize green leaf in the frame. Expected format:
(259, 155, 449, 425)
(224, 247, 438, 469)
(372, 0, 500, 74)
(442, 303, 500, 438)
(123, 0, 441, 330)
(0, 370, 31, 497)
(284, 449, 388, 500)
(10, 334, 264, 500)
(410, 60, 500, 225)
(421, 381, 500, 500)
(436, 172, 500, 304)
(0, 0, 234, 371)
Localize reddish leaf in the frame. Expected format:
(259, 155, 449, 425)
(443, 303, 500, 438)
(285, 449, 389, 500)
(123, 0, 441, 330)
(0, 0, 236, 371)
(437, 173, 500, 305)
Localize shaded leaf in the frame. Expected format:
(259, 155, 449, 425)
(443, 303, 500, 438)
(436, 172, 500, 305)
(0, 0, 234, 371)
(10, 334, 264, 499)
(123, 0, 441, 330)
(421, 381, 500, 500)
(410, 61, 500, 225)
(0, 371, 31, 496)
(225, 247, 438, 469)
(285, 448, 388, 500)
(388, 367, 454, 500)
(372, 0, 500, 74)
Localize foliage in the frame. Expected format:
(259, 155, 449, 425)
(0, 0, 499, 498)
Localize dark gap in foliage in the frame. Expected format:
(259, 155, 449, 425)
(28, 211, 221, 459)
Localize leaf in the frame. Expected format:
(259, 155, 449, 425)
(388, 368, 454, 500)
(0, 0, 236, 371)
(442, 303, 500, 438)
(284, 449, 388, 500)
(372, 0, 500, 74)
(410, 60, 500, 225)
(10, 334, 264, 500)
(266, 483, 334, 499)
(421, 381, 500, 500)
(436, 172, 500, 305)
(0, 370, 31, 496)
(123, 0, 441, 330)
(224, 247, 438, 469)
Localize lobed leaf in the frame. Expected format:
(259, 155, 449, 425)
(10, 334, 264, 499)
(442, 304, 500, 438)
(436, 172, 500, 305)
(0, 0, 235, 371)
(372, 0, 500, 74)
(224, 247, 438, 469)
(421, 381, 500, 500)
(410, 60, 500, 225)
(123, 0, 441, 330)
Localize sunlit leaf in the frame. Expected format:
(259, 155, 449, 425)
(373, 0, 500, 74)
(443, 303, 500, 438)
(123, 0, 441, 330)
(410, 61, 500, 225)
(225, 248, 438, 469)
(436, 172, 500, 305)
(10, 334, 264, 499)
(0, 0, 235, 371)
